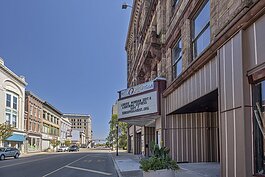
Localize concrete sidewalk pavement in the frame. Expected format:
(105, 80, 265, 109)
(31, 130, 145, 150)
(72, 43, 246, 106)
(111, 151, 143, 177)
(111, 151, 220, 177)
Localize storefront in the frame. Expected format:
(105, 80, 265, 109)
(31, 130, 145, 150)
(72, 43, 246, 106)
(5, 132, 26, 153)
(27, 134, 41, 152)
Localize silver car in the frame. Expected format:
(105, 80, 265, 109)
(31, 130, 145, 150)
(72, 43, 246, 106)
(0, 147, 20, 160)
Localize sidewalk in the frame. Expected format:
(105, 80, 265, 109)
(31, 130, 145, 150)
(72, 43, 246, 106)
(111, 151, 220, 177)
(111, 151, 143, 177)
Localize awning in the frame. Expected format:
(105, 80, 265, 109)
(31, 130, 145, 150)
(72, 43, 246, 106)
(6, 134, 26, 142)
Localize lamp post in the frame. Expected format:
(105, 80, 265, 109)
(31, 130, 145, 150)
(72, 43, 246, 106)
(116, 123, 119, 156)
(122, 2, 132, 9)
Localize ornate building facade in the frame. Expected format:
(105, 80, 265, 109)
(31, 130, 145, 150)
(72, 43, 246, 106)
(119, 0, 265, 176)
(0, 58, 27, 153)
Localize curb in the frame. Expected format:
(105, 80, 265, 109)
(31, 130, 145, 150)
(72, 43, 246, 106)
(110, 153, 123, 177)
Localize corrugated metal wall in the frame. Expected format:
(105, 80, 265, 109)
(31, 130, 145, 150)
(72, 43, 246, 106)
(165, 57, 218, 115)
(143, 127, 155, 156)
(165, 112, 219, 163)
(219, 31, 252, 177)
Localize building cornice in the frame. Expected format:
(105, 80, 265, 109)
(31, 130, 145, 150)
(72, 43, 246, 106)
(0, 63, 27, 86)
(43, 101, 62, 116)
(25, 91, 44, 103)
(63, 113, 91, 119)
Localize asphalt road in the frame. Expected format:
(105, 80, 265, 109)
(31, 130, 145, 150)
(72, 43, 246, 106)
(0, 149, 118, 177)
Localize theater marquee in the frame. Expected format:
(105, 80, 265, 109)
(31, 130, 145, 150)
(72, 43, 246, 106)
(118, 91, 158, 119)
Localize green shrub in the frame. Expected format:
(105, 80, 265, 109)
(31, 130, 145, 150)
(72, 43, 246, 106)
(140, 144, 179, 172)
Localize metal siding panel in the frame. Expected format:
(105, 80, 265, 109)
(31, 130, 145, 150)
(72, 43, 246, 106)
(205, 61, 209, 93)
(181, 114, 184, 161)
(197, 113, 202, 161)
(184, 81, 188, 106)
(227, 110, 235, 177)
(187, 114, 191, 162)
(235, 108, 245, 177)
(177, 115, 182, 162)
(210, 57, 217, 89)
(255, 15, 265, 66)
(220, 112, 227, 177)
(244, 25, 256, 70)
(183, 114, 187, 161)
(233, 34, 243, 108)
(220, 47, 226, 113)
(224, 41, 234, 111)
(191, 75, 194, 102)
(201, 67, 206, 97)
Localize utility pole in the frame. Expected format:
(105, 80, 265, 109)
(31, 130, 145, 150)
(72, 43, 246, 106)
(116, 123, 118, 156)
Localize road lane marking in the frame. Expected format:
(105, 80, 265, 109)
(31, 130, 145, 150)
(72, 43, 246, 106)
(42, 154, 90, 177)
(0, 155, 65, 169)
(65, 165, 112, 176)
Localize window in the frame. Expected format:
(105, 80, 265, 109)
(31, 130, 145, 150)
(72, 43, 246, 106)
(33, 107, 36, 117)
(172, 0, 179, 7)
(172, 38, 182, 79)
(12, 114, 17, 127)
(6, 94, 11, 107)
(30, 105, 33, 115)
(5, 92, 18, 127)
(13, 96, 17, 110)
(192, 0, 210, 58)
(253, 81, 265, 175)
(6, 113, 11, 124)
(38, 109, 41, 119)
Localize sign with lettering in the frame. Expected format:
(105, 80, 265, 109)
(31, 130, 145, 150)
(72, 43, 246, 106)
(119, 81, 154, 99)
(118, 91, 158, 119)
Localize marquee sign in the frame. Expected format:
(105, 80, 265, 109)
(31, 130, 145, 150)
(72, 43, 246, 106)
(118, 91, 158, 119)
(119, 80, 154, 99)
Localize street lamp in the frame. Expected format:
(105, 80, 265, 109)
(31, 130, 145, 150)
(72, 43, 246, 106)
(116, 123, 119, 156)
(122, 2, 132, 9)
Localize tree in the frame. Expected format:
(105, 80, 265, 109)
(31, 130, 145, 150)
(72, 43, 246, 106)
(0, 123, 13, 144)
(64, 140, 71, 147)
(50, 139, 60, 151)
(106, 114, 128, 150)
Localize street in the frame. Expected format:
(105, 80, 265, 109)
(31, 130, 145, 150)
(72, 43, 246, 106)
(0, 149, 118, 177)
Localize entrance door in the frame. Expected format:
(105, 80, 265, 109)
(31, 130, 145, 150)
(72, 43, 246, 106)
(253, 80, 265, 175)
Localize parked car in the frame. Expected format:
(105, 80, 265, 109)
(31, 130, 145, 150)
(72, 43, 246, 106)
(57, 146, 69, 152)
(0, 147, 20, 160)
(68, 145, 79, 152)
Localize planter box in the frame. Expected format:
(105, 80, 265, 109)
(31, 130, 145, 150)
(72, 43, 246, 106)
(143, 169, 175, 177)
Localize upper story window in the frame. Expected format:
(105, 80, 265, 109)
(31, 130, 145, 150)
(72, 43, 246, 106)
(192, 0, 210, 59)
(172, 0, 179, 7)
(172, 38, 182, 79)
(6, 94, 11, 107)
(5, 92, 18, 127)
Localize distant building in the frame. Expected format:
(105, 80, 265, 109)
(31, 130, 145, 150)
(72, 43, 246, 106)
(0, 58, 27, 153)
(25, 91, 43, 152)
(42, 102, 61, 150)
(112, 101, 118, 115)
(63, 114, 92, 147)
(59, 117, 71, 145)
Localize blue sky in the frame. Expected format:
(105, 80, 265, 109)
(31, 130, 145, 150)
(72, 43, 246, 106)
(0, 0, 131, 139)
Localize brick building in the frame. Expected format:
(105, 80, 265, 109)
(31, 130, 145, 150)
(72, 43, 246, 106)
(25, 91, 43, 152)
(118, 0, 265, 176)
